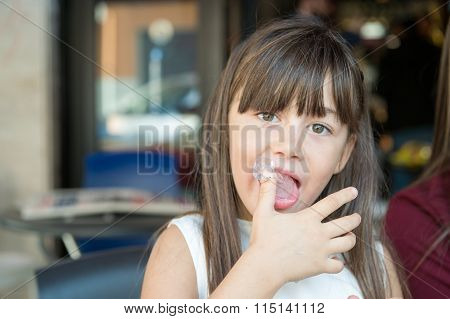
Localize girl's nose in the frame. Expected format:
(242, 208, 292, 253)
(268, 124, 304, 160)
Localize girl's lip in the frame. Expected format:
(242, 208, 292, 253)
(274, 167, 301, 188)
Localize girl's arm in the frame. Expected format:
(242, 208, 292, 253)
(384, 247, 404, 298)
(141, 185, 361, 298)
(141, 225, 198, 298)
(140, 224, 284, 299)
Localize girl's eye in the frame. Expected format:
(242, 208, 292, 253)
(257, 112, 280, 123)
(310, 123, 331, 135)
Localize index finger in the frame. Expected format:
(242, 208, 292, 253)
(309, 187, 358, 221)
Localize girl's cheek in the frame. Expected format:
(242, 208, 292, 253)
(303, 134, 340, 160)
(302, 136, 342, 187)
(230, 128, 259, 190)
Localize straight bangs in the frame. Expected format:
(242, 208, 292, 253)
(230, 22, 362, 134)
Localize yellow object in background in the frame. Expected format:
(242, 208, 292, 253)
(389, 141, 432, 169)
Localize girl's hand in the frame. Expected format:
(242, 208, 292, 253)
(248, 171, 361, 285)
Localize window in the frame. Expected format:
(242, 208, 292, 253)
(95, 0, 201, 150)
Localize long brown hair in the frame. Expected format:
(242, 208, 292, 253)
(406, 20, 450, 278)
(193, 16, 408, 299)
(419, 20, 450, 181)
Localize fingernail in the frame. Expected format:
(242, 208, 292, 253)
(253, 157, 275, 181)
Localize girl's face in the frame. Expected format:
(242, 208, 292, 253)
(228, 76, 356, 220)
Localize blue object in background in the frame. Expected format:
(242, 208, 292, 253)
(37, 245, 149, 298)
(77, 150, 181, 253)
(83, 151, 181, 197)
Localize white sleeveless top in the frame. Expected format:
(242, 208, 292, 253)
(168, 213, 385, 299)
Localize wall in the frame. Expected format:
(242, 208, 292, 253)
(0, 0, 55, 298)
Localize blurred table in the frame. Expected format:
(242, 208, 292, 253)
(0, 210, 177, 259)
(0, 210, 175, 237)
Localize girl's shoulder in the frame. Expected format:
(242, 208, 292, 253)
(166, 211, 206, 260)
(168, 211, 204, 232)
(166, 211, 210, 298)
(141, 213, 200, 298)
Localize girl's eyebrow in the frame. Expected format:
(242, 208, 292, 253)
(324, 107, 336, 115)
(315, 107, 340, 123)
(306, 107, 336, 118)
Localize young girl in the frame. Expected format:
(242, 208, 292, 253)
(141, 16, 406, 299)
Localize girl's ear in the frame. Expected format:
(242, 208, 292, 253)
(333, 134, 357, 174)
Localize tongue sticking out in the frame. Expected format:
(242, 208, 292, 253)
(274, 174, 299, 211)
(252, 157, 300, 211)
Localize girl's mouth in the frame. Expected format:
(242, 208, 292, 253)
(274, 169, 300, 211)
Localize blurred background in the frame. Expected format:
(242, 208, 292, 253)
(0, 0, 447, 298)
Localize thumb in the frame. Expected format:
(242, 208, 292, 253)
(254, 169, 277, 216)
